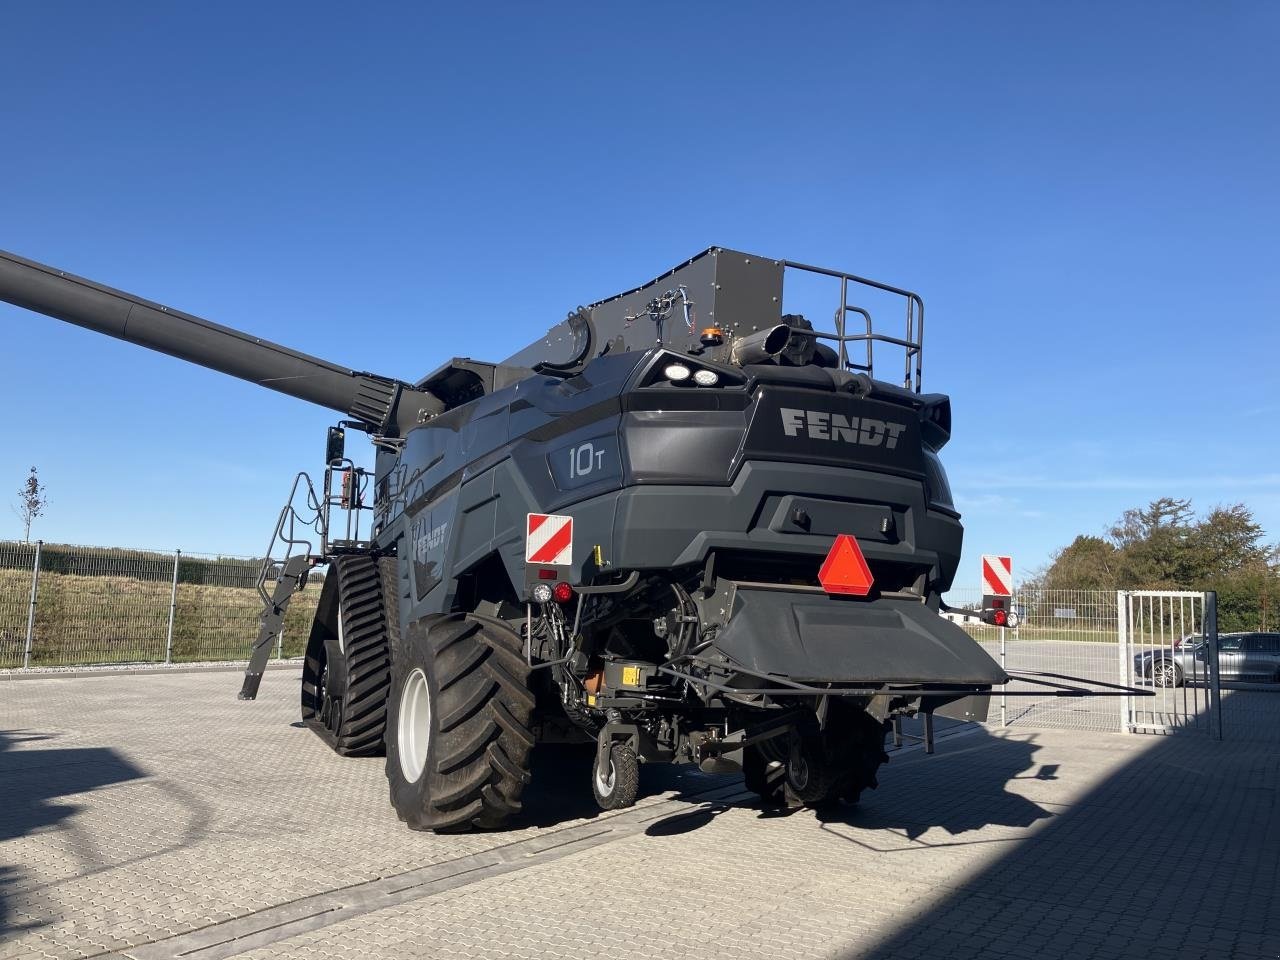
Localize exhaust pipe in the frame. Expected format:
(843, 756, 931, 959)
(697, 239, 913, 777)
(730, 324, 792, 365)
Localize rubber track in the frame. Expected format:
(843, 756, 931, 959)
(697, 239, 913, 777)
(331, 556, 391, 755)
(303, 555, 392, 757)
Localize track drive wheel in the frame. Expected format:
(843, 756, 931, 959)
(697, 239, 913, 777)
(300, 555, 392, 756)
(749, 708, 890, 809)
(592, 743, 640, 811)
(385, 614, 535, 832)
(784, 730, 846, 806)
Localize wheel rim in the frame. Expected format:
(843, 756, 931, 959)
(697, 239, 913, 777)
(787, 752, 811, 791)
(1155, 663, 1175, 687)
(336, 601, 345, 655)
(595, 758, 616, 796)
(397, 668, 431, 783)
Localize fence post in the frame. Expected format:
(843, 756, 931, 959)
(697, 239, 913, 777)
(22, 540, 43, 670)
(1204, 591, 1222, 741)
(165, 549, 181, 664)
(999, 620, 1007, 728)
(1116, 590, 1130, 734)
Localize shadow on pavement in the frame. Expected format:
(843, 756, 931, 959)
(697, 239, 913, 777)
(516, 742, 738, 829)
(821, 730, 1052, 842)
(515, 743, 604, 826)
(849, 723, 1280, 960)
(0, 729, 146, 941)
(642, 726, 1051, 841)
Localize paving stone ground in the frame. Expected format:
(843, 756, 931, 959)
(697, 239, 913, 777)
(1, 668, 1276, 960)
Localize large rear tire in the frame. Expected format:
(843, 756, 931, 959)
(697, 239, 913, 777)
(385, 613, 535, 832)
(300, 555, 392, 756)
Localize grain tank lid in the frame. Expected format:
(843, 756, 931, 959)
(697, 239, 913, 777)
(502, 247, 784, 371)
(581, 246, 725, 308)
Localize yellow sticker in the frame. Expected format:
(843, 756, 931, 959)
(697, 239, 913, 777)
(621, 665, 642, 688)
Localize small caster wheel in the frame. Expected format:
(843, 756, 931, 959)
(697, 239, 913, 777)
(592, 743, 640, 811)
(783, 734, 843, 807)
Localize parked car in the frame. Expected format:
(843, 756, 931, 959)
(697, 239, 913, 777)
(1133, 632, 1280, 687)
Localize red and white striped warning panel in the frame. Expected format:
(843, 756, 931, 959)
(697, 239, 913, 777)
(981, 554, 1013, 596)
(526, 513, 573, 566)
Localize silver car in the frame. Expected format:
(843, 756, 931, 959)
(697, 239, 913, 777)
(1134, 632, 1280, 687)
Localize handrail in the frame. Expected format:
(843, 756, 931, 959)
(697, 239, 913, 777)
(255, 472, 326, 606)
(781, 259, 925, 393)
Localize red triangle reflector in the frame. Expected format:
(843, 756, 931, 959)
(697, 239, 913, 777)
(818, 534, 874, 596)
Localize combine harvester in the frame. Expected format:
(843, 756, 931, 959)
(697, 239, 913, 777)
(1, 246, 1101, 832)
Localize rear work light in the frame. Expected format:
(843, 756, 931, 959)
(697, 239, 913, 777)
(663, 363, 692, 382)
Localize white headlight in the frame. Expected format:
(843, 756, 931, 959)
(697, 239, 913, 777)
(531, 583, 553, 604)
(663, 363, 692, 382)
(692, 369, 720, 387)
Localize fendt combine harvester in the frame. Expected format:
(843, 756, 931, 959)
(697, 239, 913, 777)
(0, 246, 1015, 832)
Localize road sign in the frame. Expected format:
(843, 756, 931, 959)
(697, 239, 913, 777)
(981, 554, 1012, 597)
(818, 534, 874, 596)
(526, 513, 573, 566)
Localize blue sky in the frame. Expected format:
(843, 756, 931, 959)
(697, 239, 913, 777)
(1, 2, 1276, 585)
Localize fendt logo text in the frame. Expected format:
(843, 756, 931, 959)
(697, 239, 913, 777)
(780, 407, 906, 449)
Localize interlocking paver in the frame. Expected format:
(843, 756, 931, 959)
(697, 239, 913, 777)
(2, 670, 1278, 959)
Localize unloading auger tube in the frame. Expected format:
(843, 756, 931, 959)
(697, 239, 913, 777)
(0, 249, 442, 435)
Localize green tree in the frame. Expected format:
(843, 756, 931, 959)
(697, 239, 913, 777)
(1040, 497, 1278, 631)
(1042, 535, 1120, 591)
(1187, 504, 1269, 578)
(1107, 497, 1194, 548)
(1110, 497, 1197, 587)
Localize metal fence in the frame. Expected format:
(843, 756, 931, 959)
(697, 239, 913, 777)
(0, 540, 320, 669)
(1119, 590, 1218, 736)
(1, 553, 1258, 742)
(946, 587, 1124, 732)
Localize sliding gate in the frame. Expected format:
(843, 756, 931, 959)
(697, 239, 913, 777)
(1118, 590, 1222, 739)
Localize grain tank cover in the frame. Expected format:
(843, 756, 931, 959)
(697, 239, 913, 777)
(504, 246, 926, 393)
(504, 248, 785, 370)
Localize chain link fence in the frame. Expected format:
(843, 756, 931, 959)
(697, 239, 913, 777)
(0, 541, 321, 669)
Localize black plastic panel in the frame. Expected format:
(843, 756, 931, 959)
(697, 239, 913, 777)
(738, 387, 926, 480)
(712, 589, 1006, 685)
